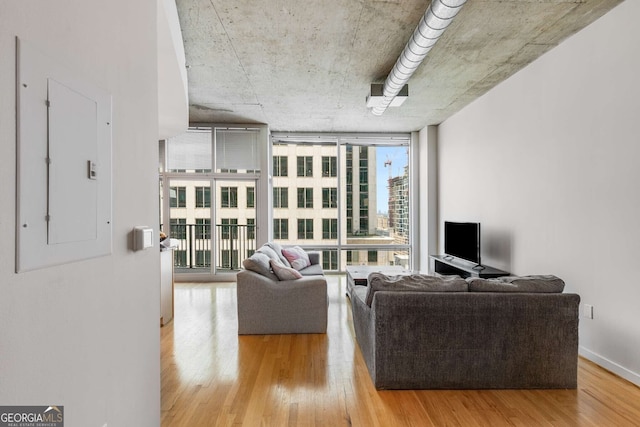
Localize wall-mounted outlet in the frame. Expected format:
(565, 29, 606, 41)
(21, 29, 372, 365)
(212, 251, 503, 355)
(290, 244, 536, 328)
(583, 304, 594, 319)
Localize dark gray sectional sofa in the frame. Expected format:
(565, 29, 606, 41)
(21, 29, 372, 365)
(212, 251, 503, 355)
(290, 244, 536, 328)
(349, 273, 580, 390)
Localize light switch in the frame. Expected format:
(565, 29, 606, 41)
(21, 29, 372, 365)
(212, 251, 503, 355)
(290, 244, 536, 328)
(133, 226, 154, 251)
(88, 160, 97, 180)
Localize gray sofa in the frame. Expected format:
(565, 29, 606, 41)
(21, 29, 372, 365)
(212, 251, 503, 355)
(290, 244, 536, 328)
(237, 242, 327, 335)
(349, 273, 580, 390)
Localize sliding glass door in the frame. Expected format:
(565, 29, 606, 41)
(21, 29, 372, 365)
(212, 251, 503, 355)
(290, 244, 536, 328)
(160, 125, 266, 280)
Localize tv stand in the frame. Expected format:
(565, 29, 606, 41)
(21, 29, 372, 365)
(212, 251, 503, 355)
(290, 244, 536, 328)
(430, 255, 509, 279)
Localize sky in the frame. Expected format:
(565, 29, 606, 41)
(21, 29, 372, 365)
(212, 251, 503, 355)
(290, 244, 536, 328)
(375, 146, 408, 215)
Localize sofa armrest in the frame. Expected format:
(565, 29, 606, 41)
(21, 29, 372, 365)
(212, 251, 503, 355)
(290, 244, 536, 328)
(350, 287, 376, 378)
(307, 251, 320, 265)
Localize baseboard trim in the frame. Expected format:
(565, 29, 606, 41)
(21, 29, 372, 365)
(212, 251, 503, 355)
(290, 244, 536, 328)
(579, 346, 640, 387)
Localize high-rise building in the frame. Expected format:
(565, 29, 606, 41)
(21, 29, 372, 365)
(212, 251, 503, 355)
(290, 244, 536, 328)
(387, 165, 410, 268)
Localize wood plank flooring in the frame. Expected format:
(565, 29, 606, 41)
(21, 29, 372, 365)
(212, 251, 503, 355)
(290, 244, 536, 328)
(161, 277, 640, 426)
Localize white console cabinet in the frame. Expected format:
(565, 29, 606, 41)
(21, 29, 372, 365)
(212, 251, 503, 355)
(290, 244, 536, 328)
(160, 249, 174, 326)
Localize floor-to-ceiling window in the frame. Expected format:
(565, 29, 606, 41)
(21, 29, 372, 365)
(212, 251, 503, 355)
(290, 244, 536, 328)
(270, 133, 413, 272)
(160, 126, 267, 280)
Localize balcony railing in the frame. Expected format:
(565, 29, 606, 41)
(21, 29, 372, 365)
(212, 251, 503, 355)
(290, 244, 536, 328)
(163, 223, 256, 272)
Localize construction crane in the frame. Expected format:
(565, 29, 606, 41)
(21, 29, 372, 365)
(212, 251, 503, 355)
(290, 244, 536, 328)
(384, 156, 392, 181)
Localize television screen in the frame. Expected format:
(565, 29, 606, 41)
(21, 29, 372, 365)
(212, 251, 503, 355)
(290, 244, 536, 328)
(444, 221, 481, 265)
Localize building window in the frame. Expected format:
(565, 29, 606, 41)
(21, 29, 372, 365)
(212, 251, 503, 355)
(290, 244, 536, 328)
(322, 218, 337, 239)
(221, 250, 239, 269)
(368, 250, 378, 263)
(247, 218, 255, 240)
(297, 156, 313, 177)
(195, 218, 210, 239)
(322, 156, 337, 177)
(221, 187, 238, 208)
(297, 219, 313, 240)
(195, 186, 211, 208)
(174, 250, 187, 267)
(221, 218, 238, 239)
(322, 187, 337, 208)
(170, 218, 186, 239)
(322, 250, 338, 270)
(359, 168, 368, 184)
(195, 250, 211, 267)
(246, 186, 255, 208)
(297, 188, 313, 208)
(360, 217, 368, 232)
(274, 219, 289, 240)
(170, 187, 186, 208)
(273, 187, 288, 208)
(273, 156, 288, 177)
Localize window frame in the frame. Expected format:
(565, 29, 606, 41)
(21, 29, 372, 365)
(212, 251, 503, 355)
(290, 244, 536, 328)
(246, 186, 255, 208)
(273, 155, 288, 177)
(270, 132, 414, 271)
(273, 187, 288, 208)
(221, 186, 238, 208)
(297, 218, 314, 240)
(322, 187, 337, 208)
(296, 156, 313, 177)
(297, 187, 313, 208)
(195, 186, 211, 208)
(273, 218, 289, 240)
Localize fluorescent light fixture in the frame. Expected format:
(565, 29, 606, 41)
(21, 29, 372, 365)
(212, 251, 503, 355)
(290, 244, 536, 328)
(366, 84, 408, 108)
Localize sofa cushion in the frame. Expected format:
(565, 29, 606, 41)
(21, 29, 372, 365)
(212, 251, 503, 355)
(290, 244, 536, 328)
(299, 263, 324, 276)
(282, 246, 311, 271)
(242, 252, 278, 281)
(270, 259, 303, 280)
(365, 273, 468, 307)
(263, 241, 292, 267)
(467, 275, 565, 293)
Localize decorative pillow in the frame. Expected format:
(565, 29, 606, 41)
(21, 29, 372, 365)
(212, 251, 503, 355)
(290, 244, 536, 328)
(263, 242, 291, 267)
(270, 259, 303, 281)
(467, 275, 565, 293)
(365, 273, 468, 307)
(242, 253, 278, 281)
(256, 245, 281, 263)
(281, 246, 311, 271)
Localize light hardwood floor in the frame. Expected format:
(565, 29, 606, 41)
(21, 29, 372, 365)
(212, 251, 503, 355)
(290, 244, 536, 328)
(161, 277, 640, 426)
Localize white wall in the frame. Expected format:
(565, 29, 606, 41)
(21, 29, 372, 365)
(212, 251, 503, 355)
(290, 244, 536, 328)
(434, 0, 640, 385)
(417, 126, 438, 272)
(0, 1, 161, 426)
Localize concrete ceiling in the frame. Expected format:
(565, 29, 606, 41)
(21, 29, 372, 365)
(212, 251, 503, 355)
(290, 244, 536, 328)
(176, 0, 623, 133)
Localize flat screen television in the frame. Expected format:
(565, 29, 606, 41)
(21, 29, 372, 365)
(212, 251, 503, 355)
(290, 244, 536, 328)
(444, 221, 481, 266)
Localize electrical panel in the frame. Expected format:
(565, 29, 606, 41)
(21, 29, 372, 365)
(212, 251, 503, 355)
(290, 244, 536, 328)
(16, 38, 112, 272)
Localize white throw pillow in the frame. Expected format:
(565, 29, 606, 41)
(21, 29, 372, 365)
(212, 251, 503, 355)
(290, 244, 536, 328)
(281, 246, 311, 271)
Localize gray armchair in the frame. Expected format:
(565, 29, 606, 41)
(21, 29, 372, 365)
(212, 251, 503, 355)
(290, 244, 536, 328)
(236, 244, 327, 334)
